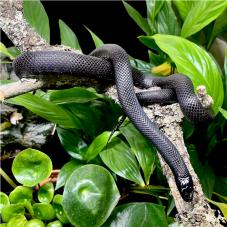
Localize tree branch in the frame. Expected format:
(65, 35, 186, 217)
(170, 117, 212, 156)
(0, 1, 223, 226)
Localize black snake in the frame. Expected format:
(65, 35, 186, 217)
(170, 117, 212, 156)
(13, 44, 213, 202)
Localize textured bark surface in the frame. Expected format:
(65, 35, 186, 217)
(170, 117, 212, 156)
(0, 0, 223, 226)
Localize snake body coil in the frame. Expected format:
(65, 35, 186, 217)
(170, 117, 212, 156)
(13, 44, 212, 202)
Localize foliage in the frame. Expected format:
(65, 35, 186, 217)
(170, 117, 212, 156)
(1, 0, 227, 226)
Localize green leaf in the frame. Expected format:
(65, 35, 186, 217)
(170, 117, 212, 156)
(56, 127, 87, 160)
(11, 93, 80, 129)
(122, 1, 151, 34)
(223, 49, 227, 109)
(181, 1, 227, 38)
(12, 148, 52, 187)
(207, 198, 227, 219)
(100, 137, 145, 186)
(146, 0, 164, 32)
(59, 19, 81, 50)
(0, 42, 14, 60)
(7, 47, 21, 59)
(52, 194, 69, 224)
(0, 192, 9, 214)
(1, 204, 25, 222)
(23, 0, 50, 43)
(211, 8, 227, 41)
(85, 26, 104, 48)
(9, 186, 33, 204)
(156, 1, 180, 35)
(33, 203, 56, 221)
(7, 215, 27, 227)
(120, 122, 156, 185)
(103, 202, 168, 227)
(62, 164, 120, 227)
(130, 58, 154, 74)
(49, 87, 100, 104)
(24, 219, 45, 227)
(188, 145, 215, 198)
(38, 182, 54, 203)
(84, 131, 111, 161)
(219, 107, 227, 119)
(214, 176, 227, 197)
(55, 159, 83, 190)
(173, 0, 194, 20)
(152, 34, 224, 114)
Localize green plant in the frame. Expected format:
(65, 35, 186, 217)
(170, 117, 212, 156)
(1, 0, 227, 226)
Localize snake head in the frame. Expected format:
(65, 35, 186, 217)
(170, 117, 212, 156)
(176, 176, 194, 202)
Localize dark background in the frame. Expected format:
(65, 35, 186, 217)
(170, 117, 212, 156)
(2, 0, 148, 61)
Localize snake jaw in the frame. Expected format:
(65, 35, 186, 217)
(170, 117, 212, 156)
(176, 176, 194, 202)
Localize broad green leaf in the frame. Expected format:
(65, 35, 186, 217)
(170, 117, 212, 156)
(152, 34, 224, 114)
(1, 204, 25, 222)
(223, 49, 227, 109)
(173, 0, 194, 20)
(23, 0, 50, 43)
(7, 215, 27, 227)
(182, 120, 195, 140)
(11, 93, 80, 129)
(85, 26, 104, 48)
(219, 107, 227, 119)
(47, 220, 62, 227)
(122, 1, 151, 35)
(49, 87, 100, 104)
(0, 192, 9, 214)
(12, 148, 52, 187)
(55, 159, 83, 190)
(207, 199, 227, 219)
(138, 36, 163, 53)
(0, 42, 14, 60)
(211, 8, 227, 41)
(130, 58, 154, 74)
(52, 194, 69, 224)
(181, 1, 227, 38)
(146, 0, 164, 32)
(100, 137, 145, 186)
(157, 1, 180, 35)
(103, 202, 168, 227)
(7, 47, 21, 59)
(84, 131, 111, 161)
(9, 186, 33, 204)
(62, 164, 120, 227)
(59, 19, 81, 50)
(33, 203, 56, 221)
(213, 192, 227, 203)
(120, 122, 156, 185)
(24, 219, 45, 227)
(56, 127, 87, 160)
(38, 182, 54, 203)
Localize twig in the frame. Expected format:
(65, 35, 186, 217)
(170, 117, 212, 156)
(0, 0, 222, 226)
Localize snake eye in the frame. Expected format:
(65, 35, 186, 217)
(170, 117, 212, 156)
(176, 176, 194, 202)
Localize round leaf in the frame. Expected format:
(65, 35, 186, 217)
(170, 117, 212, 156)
(12, 148, 52, 187)
(1, 204, 25, 222)
(0, 192, 9, 214)
(151, 34, 223, 114)
(38, 182, 54, 203)
(55, 160, 83, 190)
(33, 203, 56, 221)
(9, 186, 33, 204)
(52, 194, 69, 224)
(62, 164, 120, 227)
(103, 202, 168, 227)
(23, 219, 45, 227)
(47, 220, 63, 227)
(7, 215, 27, 227)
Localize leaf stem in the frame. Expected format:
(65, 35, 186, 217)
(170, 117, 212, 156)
(0, 167, 17, 188)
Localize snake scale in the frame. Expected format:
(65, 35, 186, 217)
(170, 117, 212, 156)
(13, 44, 212, 202)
